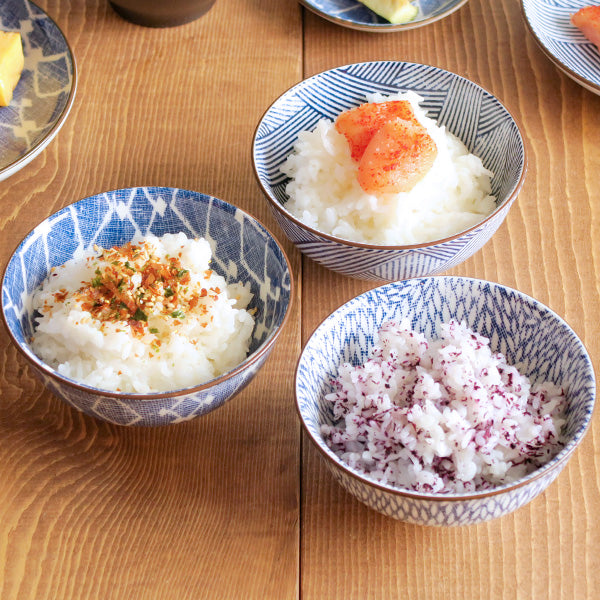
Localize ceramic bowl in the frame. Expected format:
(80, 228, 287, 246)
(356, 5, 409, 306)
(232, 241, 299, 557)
(522, 0, 600, 96)
(295, 276, 595, 525)
(252, 61, 526, 282)
(0, 0, 77, 181)
(1, 187, 293, 426)
(109, 0, 217, 27)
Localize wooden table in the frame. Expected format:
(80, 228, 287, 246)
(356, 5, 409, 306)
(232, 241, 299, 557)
(1, 0, 598, 598)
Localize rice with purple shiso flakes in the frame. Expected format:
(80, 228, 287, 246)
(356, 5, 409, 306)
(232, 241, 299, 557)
(320, 319, 567, 494)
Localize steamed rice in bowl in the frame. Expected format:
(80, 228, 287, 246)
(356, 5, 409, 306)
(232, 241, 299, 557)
(295, 276, 594, 523)
(30, 232, 255, 394)
(321, 319, 567, 494)
(281, 91, 496, 245)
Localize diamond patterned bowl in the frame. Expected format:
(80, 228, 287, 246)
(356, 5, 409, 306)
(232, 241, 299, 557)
(252, 61, 526, 282)
(1, 187, 293, 426)
(295, 276, 595, 525)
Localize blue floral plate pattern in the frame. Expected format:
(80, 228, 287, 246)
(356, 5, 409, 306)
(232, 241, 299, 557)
(522, 0, 600, 95)
(299, 0, 469, 31)
(296, 277, 595, 525)
(0, 0, 76, 180)
(1, 187, 293, 426)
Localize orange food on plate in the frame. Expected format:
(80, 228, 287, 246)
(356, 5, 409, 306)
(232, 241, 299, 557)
(571, 5, 600, 51)
(357, 117, 438, 195)
(335, 100, 419, 161)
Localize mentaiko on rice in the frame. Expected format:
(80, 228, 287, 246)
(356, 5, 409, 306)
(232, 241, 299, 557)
(281, 92, 496, 245)
(321, 319, 567, 494)
(31, 233, 255, 394)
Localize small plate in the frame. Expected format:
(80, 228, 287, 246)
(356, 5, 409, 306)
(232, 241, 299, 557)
(0, 0, 76, 181)
(298, 0, 469, 32)
(522, 0, 600, 96)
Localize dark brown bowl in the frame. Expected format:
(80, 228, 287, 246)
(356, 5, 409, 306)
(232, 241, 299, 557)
(109, 0, 217, 27)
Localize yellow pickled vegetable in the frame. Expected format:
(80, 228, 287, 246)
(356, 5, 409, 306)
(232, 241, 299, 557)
(0, 31, 24, 106)
(360, 0, 418, 24)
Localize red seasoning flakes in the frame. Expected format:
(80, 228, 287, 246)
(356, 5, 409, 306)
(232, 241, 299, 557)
(30, 234, 256, 393)
(40, 240, 223, 337)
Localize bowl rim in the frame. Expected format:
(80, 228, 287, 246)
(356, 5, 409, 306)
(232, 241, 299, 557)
(252, 60, 528, 250)
(0, 0, 78, 181)
(520, 0, 600, 97)
(1, 186, 295, 400)
(294, 275, 596, 502)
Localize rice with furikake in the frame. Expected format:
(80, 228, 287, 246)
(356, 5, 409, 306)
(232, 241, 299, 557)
(31, 233, 255, 394)
(320, 319, 566, 494)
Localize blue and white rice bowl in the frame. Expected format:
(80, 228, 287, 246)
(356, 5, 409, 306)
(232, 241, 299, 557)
(295, 276, 595, 526)
(1, 187, 293, 426)
(522, 0, 600, 96)
(253, 61, 526, 282)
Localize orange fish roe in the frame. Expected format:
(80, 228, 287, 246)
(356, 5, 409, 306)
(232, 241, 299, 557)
(44, 240, 223, 337)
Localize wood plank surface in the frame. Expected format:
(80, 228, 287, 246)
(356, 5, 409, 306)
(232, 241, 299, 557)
(0, 1, 303, 599)
(301, 1, 600, 600)
(0, 0, 598, 598)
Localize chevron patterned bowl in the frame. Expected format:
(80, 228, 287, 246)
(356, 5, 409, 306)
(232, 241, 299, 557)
(295, 276, 595, 525)
(1, 187, 293, 426)
(252, 61, 526, 282)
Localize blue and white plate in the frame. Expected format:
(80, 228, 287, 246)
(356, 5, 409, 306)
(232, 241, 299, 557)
(522, 0, 600, 95)
(0, 0, 76, 181)
(299, 0, 469, 32)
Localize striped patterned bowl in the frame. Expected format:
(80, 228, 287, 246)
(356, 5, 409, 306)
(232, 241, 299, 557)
(295, 276, 595, 525)
(1, 187, 293, 426)
(252, 61, 526, 282)
(522, 0, 600, 96)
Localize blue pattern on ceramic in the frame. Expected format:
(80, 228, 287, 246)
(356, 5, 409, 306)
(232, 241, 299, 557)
(295, 277, 595, 525)
(299, 0, 469, 31)
(522, 0, 600, 96)
(0, 0, 76, 180)
(1, 187, 293, 426)
(253, 61, 526, 282)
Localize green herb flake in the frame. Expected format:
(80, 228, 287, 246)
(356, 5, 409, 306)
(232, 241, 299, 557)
(149, 327, 159, 334)
(170, 309, 185, 319)
(132, 308, 148, 322)
(164, 287, 174, 298)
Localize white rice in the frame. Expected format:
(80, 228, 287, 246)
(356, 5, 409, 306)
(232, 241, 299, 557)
(321, 319, 567, 493)
(31, 233, 255, 394)
(281, 91, 496, 245)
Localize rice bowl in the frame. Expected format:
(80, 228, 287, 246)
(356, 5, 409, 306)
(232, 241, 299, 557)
(281, 92, 496, 245)
(252, 61, 526, 281)
(31, 233, 256, 394)
(295, 276, 595, 525)
(1, 187, 293, 426)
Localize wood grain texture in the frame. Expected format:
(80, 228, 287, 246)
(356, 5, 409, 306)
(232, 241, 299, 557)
(0, 1, 302, 599)
(300, 1, 600, 599)
(0, 0, 599, 598)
